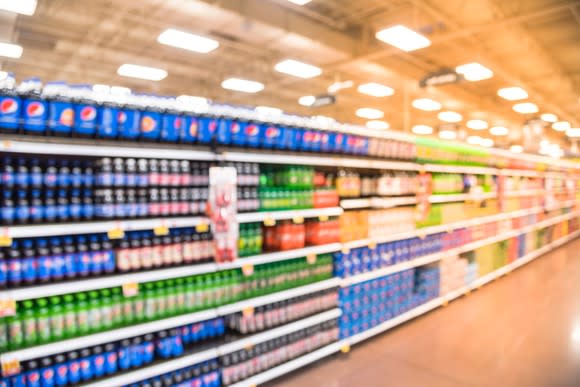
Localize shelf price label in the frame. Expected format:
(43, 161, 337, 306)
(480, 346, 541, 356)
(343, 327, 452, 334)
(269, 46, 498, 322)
(242, 306, 254, 317)
(196, 222, 209, 233)
(341, 247, 350, 255)
(306, 254, 317, 264)
(108, 223, 125, 240)
(122, 282, 139, 297)
(263, 217, 276, 227)
(0, 298, 16, 317)
(319, 214, 329, 222)
(0, 235, 12, 247)
(340, 344, 351, 353)
(293, 216, 304, 224)
(368, 241, 377, 250)
(1, 357, 21, 377)
(154, 222, 170, 236)
(242, 264, 254, 276)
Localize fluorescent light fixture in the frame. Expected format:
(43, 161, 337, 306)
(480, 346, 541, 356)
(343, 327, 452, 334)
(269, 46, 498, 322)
(540, 113, 558, 123)
(357, 82, 394, 97)
(510, 145, 523, 153)
(0, 42, 23, 59)
(366, 120, 390, 130)
(437, 111, 462, 123)
(117, 64, 167, 81)
(0, 71, 8, 81)
(287, 0, 311, 4)
(566, 128, 580, 138)
(480, 138, 494, 147)
(328, 80, 353, 94)
(412, 98, 441, 111)
(256, 106, 283, 115)
(298, 95, 316, 106)
(552, 121, 571, 131)
(497, 87, 528, 101)
(490, 126, 509, 136)
(157, 28, 219, 54)
(412, 125, 433, 135)
(438, 129, 457, 140)
(274, 59, 322, 79)
(375, 25, 431, 52)
(111, 86, 132, 95)
(513, 102, 539, 114)
(0, 0, 37, 15)
(221, 78, 264, 93)
(466, 119, 488, 130)
(356, 108, 384, 119)
(177, 95, 208, 106)
(456, 62, 493, 81)
(466, 135, 482, 145)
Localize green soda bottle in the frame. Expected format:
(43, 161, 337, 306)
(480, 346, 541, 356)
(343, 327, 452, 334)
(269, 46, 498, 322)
(76, 292, 90, 335)
(36, 298, 52, 344)
(133, 286, 146, 323)
(121, 287, 135, 325)
(6, 304, 24, 349)
(143, 283, 156, 321)
(110, 288, 123, 327)
(87, 291, 103, 333)
(239, 225, 247, 257)
(154, 281, 167, 318)
(166, 279, 178, 316)
(100, 289, 113, 330)
(205, 274, 216, 309)
(49, 296, 65, 342)
(184, 276, 196, 312)
(0, 315, 8, 352)
(175, 278, 186, 314)
(63, 294, 78, 338)
(194, 275, 204, 311)
(22, 300, 37, 346)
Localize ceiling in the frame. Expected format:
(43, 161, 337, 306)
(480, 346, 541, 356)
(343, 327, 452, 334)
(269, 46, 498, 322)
(1, 0, 579, 151)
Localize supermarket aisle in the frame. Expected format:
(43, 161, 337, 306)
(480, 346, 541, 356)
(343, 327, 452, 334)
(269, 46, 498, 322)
(272, 238, 580, 387)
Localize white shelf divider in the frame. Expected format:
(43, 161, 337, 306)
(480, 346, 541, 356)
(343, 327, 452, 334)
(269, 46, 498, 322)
(237, 207, 343, 223)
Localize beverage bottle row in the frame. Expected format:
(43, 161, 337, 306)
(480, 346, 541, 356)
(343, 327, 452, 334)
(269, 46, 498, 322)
(0, 75, 371, 155)
(360, 172, 418, 197)
(226, 289, 338, 334)
(237, 186, 259, 213)
(0, 228, 213, 289)
(260, 166, 314, 189)
(258, 188, 313, 211)
(221, 320, 339, 386)
(1, 157, 94, 189)
(3, 319, 223, 386)
(238, 223, 262, 257)
(132, 360, 220, 387)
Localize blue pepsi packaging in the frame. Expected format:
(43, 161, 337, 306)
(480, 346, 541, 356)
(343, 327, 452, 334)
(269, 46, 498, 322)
(93, 88, 119, 139)
(66, 352, 81, 385)
(142, 334, 155, 363)
(140, 97, 162, 142)
(229, 119, 245, 147)
(0, 190, 14, 225)
(262, 124, 282, 149)
(36, 239, 51, 282)
(198, 116, 218, 144)
(22, 361, 39, 387)
(130, 337, 144, 367)
(54, 355, 68, 386)
(45, 82, 74, 137)
(40, 358, 55, 387)
(117, 340, 131, 370)
(21, 239, 37, 284)
(103, 343, 118, 375)
(79, 349, 94, 381)
(73, 86, 99, 138)
(161, 111, 181, 143)
(244, 122, 261, 148)
(92, 346, 106, 378)
(180, 114, 199, 144)
(63, 237, 77, 279)
(117, 93, 141, 140)
(50, 237, 65, 280)
(170, 329, 184, 356)
(18, 78, 47, 134)
(216, 117, 231, 145)
(0, 73, 20, 132)
(15, 190, 29, 224)
(0, 249, 7, 288)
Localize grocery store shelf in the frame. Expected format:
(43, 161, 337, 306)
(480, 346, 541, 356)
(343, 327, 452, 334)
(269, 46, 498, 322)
(0, 138, 215, 160)
(228, 341, 343, 387)
(236, 207, 343, 223)
(423, 164, 498, 175)
(4, 216, 209, 238)
(218, 243, 342, 271)
(0, 278, 340, 363)
(217, 278, 341, 316)
(217, 308, 341, 356)
(428, 192, 497, 203)
(505, 189, 544, 198)
(340, 196, 417, 209)
(85, 347, 218, 387)
(85, 309, 341, 387)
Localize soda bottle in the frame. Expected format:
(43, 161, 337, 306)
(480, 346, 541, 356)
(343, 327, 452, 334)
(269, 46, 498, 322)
(50, 237, 65, 281)
(6, 302, 23, 349)
(72, 85, 98, 138)
(0, 190, 14, 225)
(21, 239, 37, 284)
(62, 236, 77, 279)
(100, 289, 113, 330)
(94, 85, 119, 140)
(76, 235, 91, 277)
(45, 82, 74, 137)
(17, 77, 47, 134)
(49, 296, 65, 342)
(44, 189, 57, 223)
(140, 95, 162, 142)
(117, 92, 141, 141)
(30, 189, 44, 223)
(22, 299, 38, 346)
(161, 98, 181, 143)
(54, 354, 68, 386)
(110, 287, 123, 327)
(6, 240, 22, 287)
(36, 298, 52, 344)
(87, 290, 103, 333)
(14, 189, 30, 224)
(0, 72, 20, 133)
(23, 360, 40, 387)
(88, 235, 104, 275)
(76, 292, 90, 335)
(66, 351, 81, 384)
(0, 248, 6, 289)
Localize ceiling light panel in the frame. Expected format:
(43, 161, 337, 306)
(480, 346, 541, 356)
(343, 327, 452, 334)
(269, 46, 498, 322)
(412, 98, 441, 111)
(298, 96, 315, 106)
(356, 108, 384, 119)
(438, 130, 457, 140)
(489, 126, 509, 136)
(552, 121, 571, 131)
(0, 0, 36, 15)
(466, 135, 482, 145)
(540, 113, 558, 123)
(437, 111, 462, 123)
(412, 125, 433, 135)
(456, 62, 493, 81)
(287, 0, 311, 4)
(221, 78, 264, 93)
(497, 87, 528, 101)
(117, 64, 167, 81)
(274, 59, 322, 79)
(357, 82, 394, 97)
(513, 102, 539, 114)
(510, 145, 523, 153)
(566, 128, 580, 138)
(157, 29, 219, 53)
(366, 120, 390, 130)
(480, 138, 494, 147)
(0, 42, 23, 59)
(466, 119, 488, 130)
(375, 25, 431, 52)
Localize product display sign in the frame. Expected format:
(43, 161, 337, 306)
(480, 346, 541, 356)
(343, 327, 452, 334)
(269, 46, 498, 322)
(208, 167, 238, 263)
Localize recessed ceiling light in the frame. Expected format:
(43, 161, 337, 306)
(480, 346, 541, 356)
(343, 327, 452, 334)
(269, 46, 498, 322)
(540, 113, 558, 123)
(298, 95, 316, 106)
(221, 78, 264, 93)
(275, 59, 322, 79)
(375, 25, 431, 52)
(0, 42, 23, 59)
(480, 138, 494, 147)
(513, 102, 539, 114)
(552, 121, 571, 131)
(117, 64, 167, 81)
(157, 29, 219, 54)
(357, 82, 394, 97)
(437, 111, 462, 123)
(438, 129, 457, 140)
(412, 98, 441, 111)
(497, 87, 528, 101)
(287, 0, 311, 4)
(256, 106, 283, 115)
(456, 62, 493, 81)
(466, 135, 482, 145)
(466, 119, 488, 130)
(566, 128, 580, 138)
(111, 86, 132, 95)
(366, 120, 390, 130)
(356, 108, 384, 119)
(0, 0, 36, 15)
(510, 145, 523, 153)
(489, 126, 509, 136)
(412, 125, 433, 135)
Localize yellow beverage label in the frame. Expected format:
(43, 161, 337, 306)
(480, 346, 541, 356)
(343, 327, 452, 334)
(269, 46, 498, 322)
(122, 282, 139, 297)
(154, 225, 170, 236)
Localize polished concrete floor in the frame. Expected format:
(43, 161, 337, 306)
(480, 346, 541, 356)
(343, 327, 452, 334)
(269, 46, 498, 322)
(271, 238, 580, 387)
